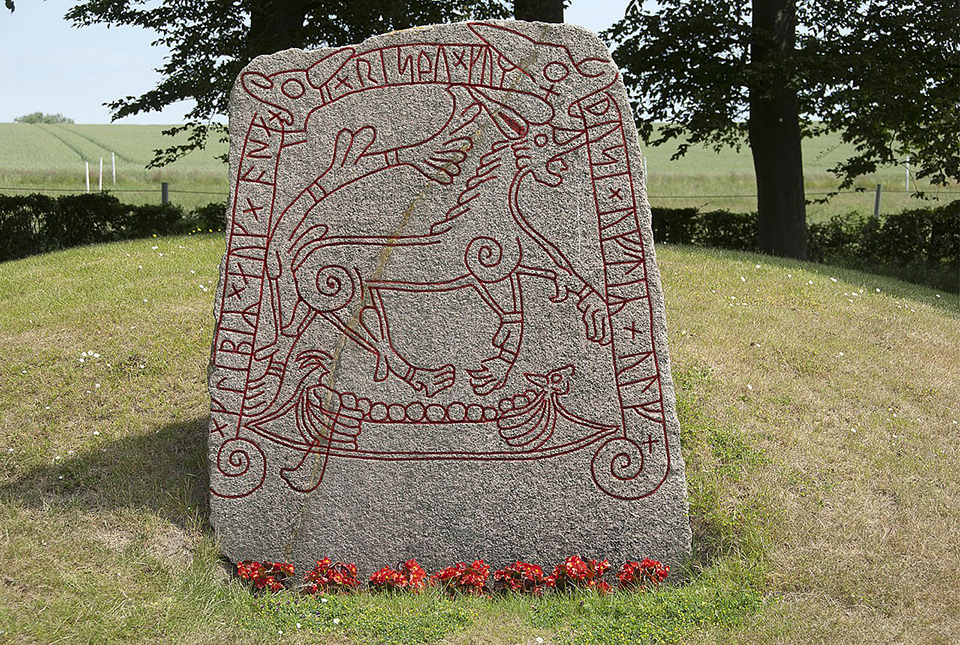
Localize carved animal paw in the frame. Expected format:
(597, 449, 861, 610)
(467, 356, 514, 396)
(406, 364, 456, 398)
(577, 288, 612, 345)
(408, 136, 472, 185)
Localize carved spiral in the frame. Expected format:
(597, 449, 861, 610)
(590, 437, 665, 501)
(295, 259, 355, 312)
(210, 437, 266, 498)
(464, 236, 520, 284)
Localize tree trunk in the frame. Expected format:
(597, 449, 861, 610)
(514, 0, 564, 23)
(749, 0, 807, 259)
(248, 0, 309, 60)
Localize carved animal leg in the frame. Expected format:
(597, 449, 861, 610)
(244, 304, 317, 417)
(360, 292, 455, 397)
(467, 273, 524, 396)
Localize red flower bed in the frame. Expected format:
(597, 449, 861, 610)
(432, 559, 490, 596)
(493, 561, 550, 595)
(236, 560, 295, 592)
(302, 557, 362, 594)
(616, 558, 669, 591)
(368, 558, 429, 592)
(235, 554, 668, 596)
(547, 555, 612, 594)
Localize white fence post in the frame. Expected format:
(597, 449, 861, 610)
(85, 162, 90, 193)
(98, 157, 103, 192)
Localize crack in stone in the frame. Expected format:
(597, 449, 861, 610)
(282, 35, 548, 555)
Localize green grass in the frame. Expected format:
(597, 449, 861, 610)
(1, 237, 959, 643)
(2, 123, 957, 220)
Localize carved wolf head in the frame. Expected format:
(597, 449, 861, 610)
(467, 23, 618, 186)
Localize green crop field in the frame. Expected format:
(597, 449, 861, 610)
(0, 124, 229, 210)
(1, 123, 956, 219)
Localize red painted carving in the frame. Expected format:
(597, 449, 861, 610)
(210, 23, 671, 502)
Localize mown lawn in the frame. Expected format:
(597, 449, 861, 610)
(0, 236, 957, 643)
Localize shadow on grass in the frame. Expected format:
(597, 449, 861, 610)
(1, 416, 211, 532)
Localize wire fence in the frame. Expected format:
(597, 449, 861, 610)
(0, 186, 229, 197)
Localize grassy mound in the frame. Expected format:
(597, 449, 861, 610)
(1, 237, 957, 643)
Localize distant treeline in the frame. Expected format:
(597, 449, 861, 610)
(13, 112, 75, 124)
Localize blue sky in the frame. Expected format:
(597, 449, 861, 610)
(0, 1, 631, 124)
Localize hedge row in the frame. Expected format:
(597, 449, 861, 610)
(1, 193, 956, 293)
(0, 193, 225, 263)
(651, 203, 959, 293)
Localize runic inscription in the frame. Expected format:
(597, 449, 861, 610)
(209, 21, 691, 573)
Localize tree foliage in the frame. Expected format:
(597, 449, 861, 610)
(61, 0, 511, 166)
(13, 112, 75, 124)
(606, 0, 960, 192)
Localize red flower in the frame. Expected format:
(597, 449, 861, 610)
(302, 557, 361, 594)
(369, 559, 428, 592)
(616, 558, 669, 591)
(549, 555, 611, 592)
(236, 560, 294, 593)
(432, 560, 490, 596)
(493, 561, 549, 595)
